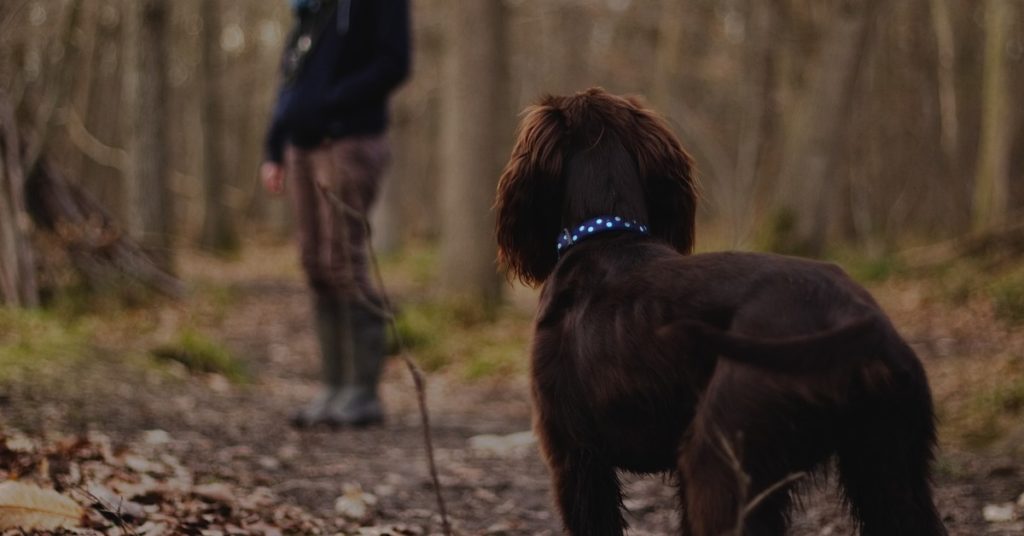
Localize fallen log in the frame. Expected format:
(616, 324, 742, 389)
(898, 218, 1024, 270)
(0, 92, 182, 302)
(24, 161, 185, 299)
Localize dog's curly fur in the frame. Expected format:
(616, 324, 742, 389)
(494, 88, 945, 536)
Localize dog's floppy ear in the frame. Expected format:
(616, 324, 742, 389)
(623, 97, 700, 254)
(494, 101, 566, 286)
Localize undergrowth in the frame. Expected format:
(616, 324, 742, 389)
(151, 328, 247, 382)
(394, 298, 529, 380)
(0, 308, 91, 381)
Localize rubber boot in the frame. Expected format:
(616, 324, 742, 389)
(336, 300, 388, 426)
(290, 295, 353, 428)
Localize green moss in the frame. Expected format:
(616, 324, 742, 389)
(461, 341, 525, 381)
(845, 256, 902, 284)
(990, 273, 1024, 324)
(0, 308, 90, 379)
(954, 370, 1024, 448)
(759, 208, 798, 254)
(380, 243, 438, 287)
(959, 412, 1003, 449)
(392, 298, 529, 378)
(151, 328, 246, 382)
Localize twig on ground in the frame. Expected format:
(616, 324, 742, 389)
(74, 485, 138, 536)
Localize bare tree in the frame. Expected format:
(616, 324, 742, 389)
(439, 0, 508, 307)
(122, 0, 174, 270)
(198, 0, 238, 254)
(0, 93, 38, 307)
(769, 0, 879, 256)
(929, 0, 959, 167)
(972, 0, 1013, 232)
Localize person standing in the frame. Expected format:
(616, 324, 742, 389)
(261, 0, 410, 427)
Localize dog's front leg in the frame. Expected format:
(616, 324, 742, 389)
(548, 448, 626, 535)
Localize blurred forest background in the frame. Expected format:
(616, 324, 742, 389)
(2, 0, 1024, 307)
(2, 1, 1024, 534)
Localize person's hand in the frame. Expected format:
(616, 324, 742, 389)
(261, 161, 285, 195)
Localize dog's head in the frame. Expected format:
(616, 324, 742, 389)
(494, 88, 699, 286)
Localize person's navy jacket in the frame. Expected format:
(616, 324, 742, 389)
(264, 0, 410, 163)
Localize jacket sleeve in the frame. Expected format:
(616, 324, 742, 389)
(323, 0, 411, 111)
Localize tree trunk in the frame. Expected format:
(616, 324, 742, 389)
(439, 0, 507, 308)
(370, 99, 410, 255)
(769, 0, 878, 256)
(123, 0, 174, 270)
(198, 0, 239, 254)
(650, 0, 733, 217)
(729, 0, 777, 246)
(929, 0, 959, 167)
(0, 93, 38, 307)
(972, 0, 1013, 232)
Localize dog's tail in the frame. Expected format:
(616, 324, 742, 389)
(682, 314, 887, 373)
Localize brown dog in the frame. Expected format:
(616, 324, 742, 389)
(494, 88, 945, 536)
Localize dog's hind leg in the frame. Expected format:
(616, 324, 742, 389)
(679, 379, 796, 536)
(547, 448, 627, 536)
(836, 349, 946, 536)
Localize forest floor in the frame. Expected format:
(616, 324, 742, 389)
(2, 243, 1024, 535)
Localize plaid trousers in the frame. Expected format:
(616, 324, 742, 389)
(285, 135, 390, 304)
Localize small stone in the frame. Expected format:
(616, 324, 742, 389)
(257, 456, 281, 470)
(207, 374, 231, 392)
(123, 454, 166, 475)
(373, 484, 396, 497)
(142, 429, 171, 445)
(484, 522, 514, 534)
(4, 433, 36, 453)
(982, 503, 1015, 523)
(1017, 491, 1024, 508)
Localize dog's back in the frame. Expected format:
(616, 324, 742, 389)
(496, 88, 945, 536)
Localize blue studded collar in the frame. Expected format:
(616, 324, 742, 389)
(557, 216, 649, 257)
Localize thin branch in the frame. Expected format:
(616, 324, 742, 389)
(715, 429, 805, 536)
(741, 472, 806, 519)
(315, 182, 453, 536)
(65, 107, 128, 171)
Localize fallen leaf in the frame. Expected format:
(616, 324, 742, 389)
(193, 482, 236, 505)
(334, 483, 377, 522)
(0, 481, 84, 530)
(4, 433, 37, 453)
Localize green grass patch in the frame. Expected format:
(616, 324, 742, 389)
(380, 243, 439, 287)
(394, 298, 529, 378)
(0, 308, 91, 380)
(842, 255, 902, 284)
(952, 368, 1024, 448)
(990, 270, 1024, 324)
(461, 340, 525, 380)
(151, 328, 246, 382)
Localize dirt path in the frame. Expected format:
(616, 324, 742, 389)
(3, 266, 1023, 534)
